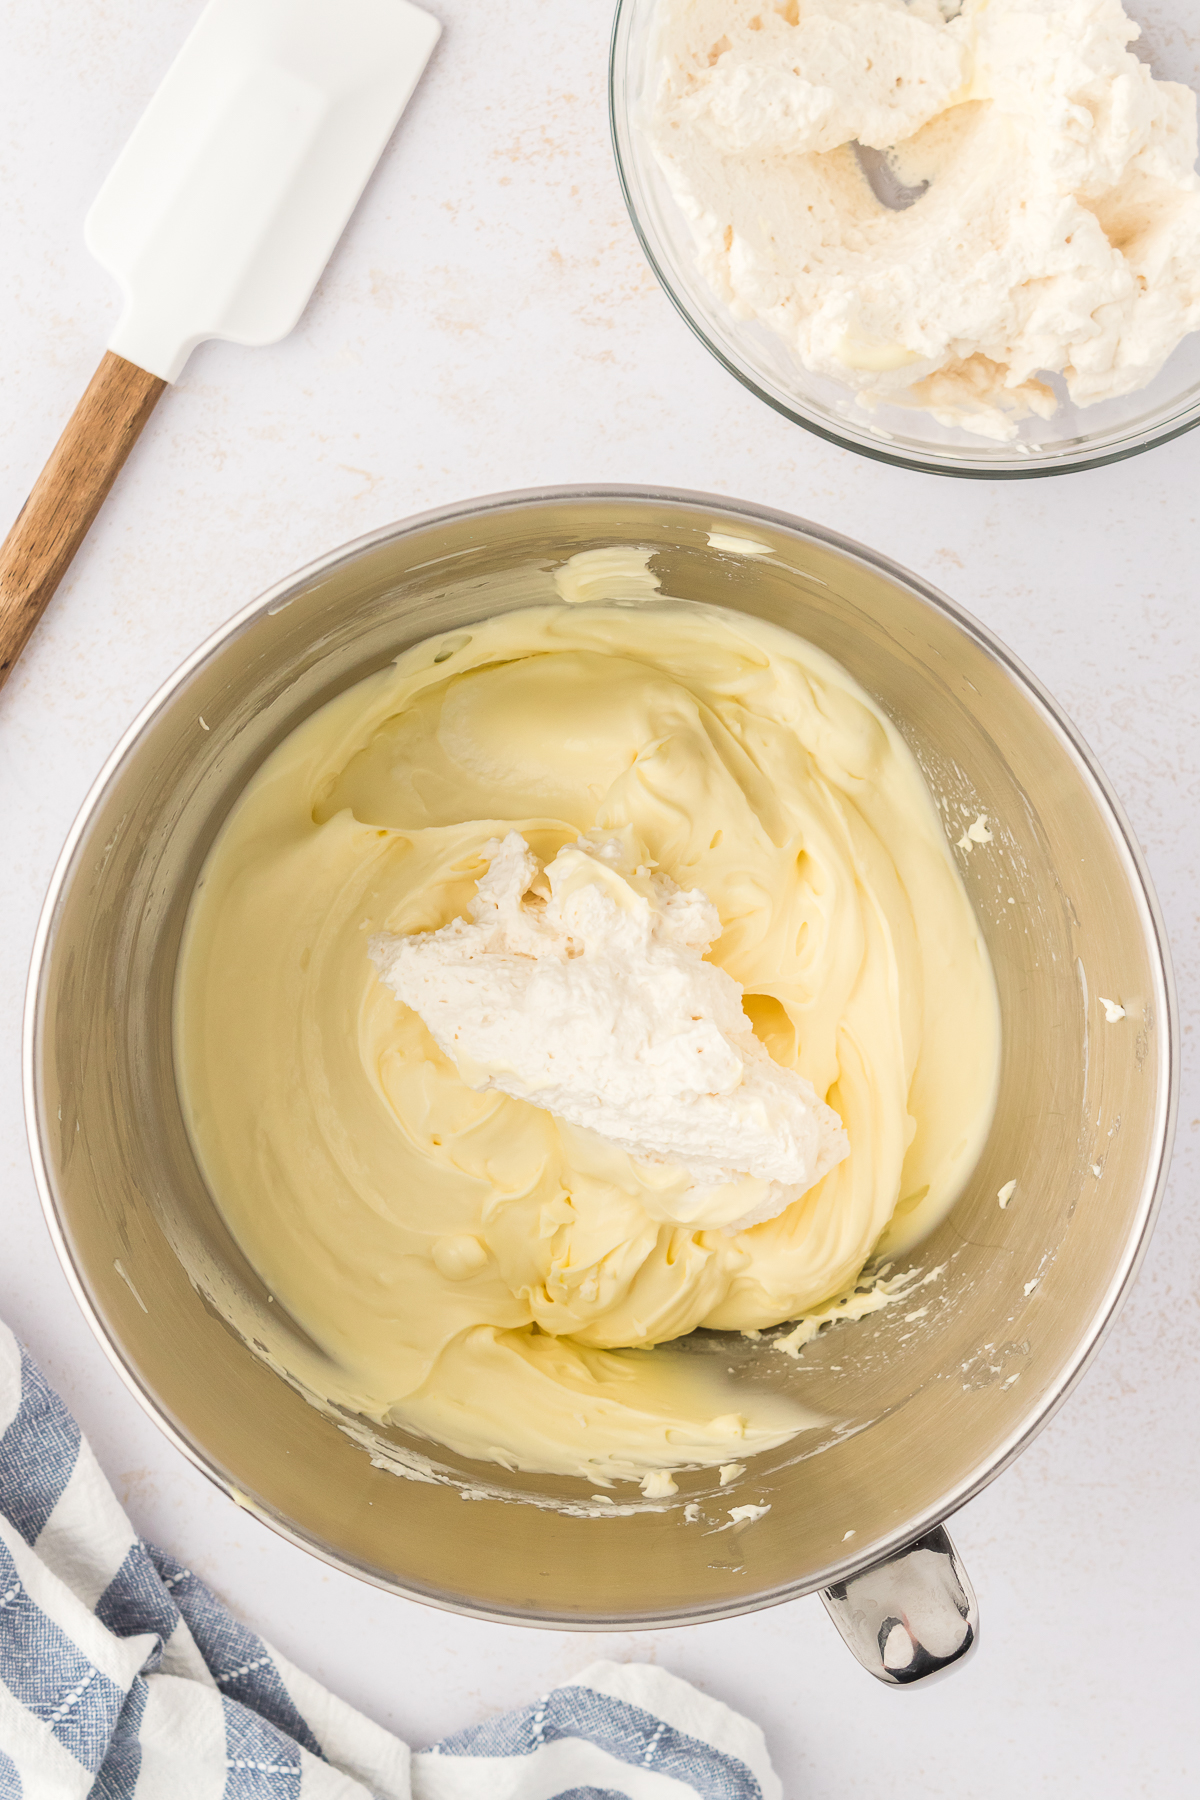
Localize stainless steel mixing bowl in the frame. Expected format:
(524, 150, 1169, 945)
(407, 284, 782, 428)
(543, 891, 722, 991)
(24, 488, 1176, 1682)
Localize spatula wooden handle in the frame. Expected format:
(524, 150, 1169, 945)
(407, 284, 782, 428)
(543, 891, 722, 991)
(0, 351, 166, 692)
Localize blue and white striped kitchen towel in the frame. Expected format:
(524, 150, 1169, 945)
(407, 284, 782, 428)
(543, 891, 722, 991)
(0, 1322, 781, 1799)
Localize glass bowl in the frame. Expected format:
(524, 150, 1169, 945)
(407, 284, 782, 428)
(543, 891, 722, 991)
(610, 0, 1200, 478)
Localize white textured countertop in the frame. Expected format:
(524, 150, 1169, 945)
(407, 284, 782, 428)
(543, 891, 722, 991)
(2, 2, 1196, 1792)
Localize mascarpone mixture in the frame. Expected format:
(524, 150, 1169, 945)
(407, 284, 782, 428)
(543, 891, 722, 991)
(175, 592, 1000, 1482)
(648, 0, 1200, 439)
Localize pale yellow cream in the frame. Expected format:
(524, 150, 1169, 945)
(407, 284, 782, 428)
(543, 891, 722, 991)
(175, 596, 1000, 1483)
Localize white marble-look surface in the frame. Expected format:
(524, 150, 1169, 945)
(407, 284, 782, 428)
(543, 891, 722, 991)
(1, 2, 1196, 1792)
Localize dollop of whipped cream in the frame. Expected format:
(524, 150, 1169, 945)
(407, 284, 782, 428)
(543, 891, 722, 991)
(369, 830, 848, 1232)
(649, 0, 1200, 439)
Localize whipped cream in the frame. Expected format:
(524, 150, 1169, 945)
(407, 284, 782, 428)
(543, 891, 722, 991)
(649, 0, 1200, 439)
(370, 829, 848, 1232)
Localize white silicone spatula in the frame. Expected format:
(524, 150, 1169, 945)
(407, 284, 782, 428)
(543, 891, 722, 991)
(0, 0, 440, 692)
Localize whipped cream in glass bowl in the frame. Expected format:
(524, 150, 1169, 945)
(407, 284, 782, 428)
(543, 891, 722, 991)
(610, 0, 1200, 475)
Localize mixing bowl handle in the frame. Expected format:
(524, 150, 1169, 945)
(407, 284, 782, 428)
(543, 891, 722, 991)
(819, 1524, 978, 1685)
